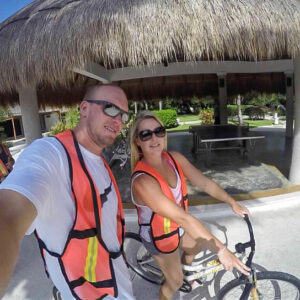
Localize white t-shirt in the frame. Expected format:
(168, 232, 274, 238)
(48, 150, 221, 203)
(0, 137, 134, 300)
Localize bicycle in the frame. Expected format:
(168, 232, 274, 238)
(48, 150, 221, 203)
(123, 215, 300, 299)
(103, 129, 130, 170)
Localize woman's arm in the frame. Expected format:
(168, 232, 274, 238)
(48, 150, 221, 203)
(170, 151, 249, 217)
(132, 175, 249, 275)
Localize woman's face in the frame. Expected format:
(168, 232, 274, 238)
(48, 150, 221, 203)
(135, 118, 166, 156)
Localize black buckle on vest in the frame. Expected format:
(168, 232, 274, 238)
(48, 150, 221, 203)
(70, 228, 97, 239)
(69, 276, 115, 289)
(153, 229, 179, 241)
(110, 250, 122, 259)
(100, 181, 112, 206)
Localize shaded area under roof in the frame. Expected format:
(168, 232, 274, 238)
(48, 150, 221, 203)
(0, 72, 287, 107)
(0, 0, 298, 105)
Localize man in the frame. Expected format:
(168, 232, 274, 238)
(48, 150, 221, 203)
(0, 85, 134, 299)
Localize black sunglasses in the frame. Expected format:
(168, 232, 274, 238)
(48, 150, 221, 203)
(86, 100, 130, 124)
(138, 126, 166, 142)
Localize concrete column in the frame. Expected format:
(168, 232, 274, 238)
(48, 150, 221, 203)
(134, 101, 138, 114)
(285, 72, 294, 138)
(159, 101, 162, 110)
(18, 86, 42, 144)
(289, 59, 300, 183)
(144, 101, 148, 110)
(218, 73, 228, 124)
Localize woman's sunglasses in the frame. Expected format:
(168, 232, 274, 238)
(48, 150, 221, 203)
(86, 100, 130, 124)
(138, 126, 166, 142)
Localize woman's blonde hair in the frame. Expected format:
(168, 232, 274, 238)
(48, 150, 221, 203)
(129, 110, 167, 172)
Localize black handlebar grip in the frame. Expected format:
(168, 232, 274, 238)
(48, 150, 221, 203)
(235, 242, 245, 253)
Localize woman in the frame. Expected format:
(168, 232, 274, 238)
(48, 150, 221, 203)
(130, 111, 250, 300)
(0, 141, 14, 182)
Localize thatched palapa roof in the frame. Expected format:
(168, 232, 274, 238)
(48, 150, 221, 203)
(0, 0, 299, 105)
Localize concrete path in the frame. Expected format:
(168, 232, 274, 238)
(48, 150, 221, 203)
(3, 191, 300, 299)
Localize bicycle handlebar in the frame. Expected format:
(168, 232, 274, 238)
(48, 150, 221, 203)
(235, 215, 255, 254)
(234, 215, 256, 273)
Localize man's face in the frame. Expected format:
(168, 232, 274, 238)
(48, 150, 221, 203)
(83, 86, 128, 149)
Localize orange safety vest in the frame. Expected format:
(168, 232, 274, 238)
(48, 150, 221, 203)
(35, 130, 125, 300)
(0, 144, 10, 178)
(132, 151, 188, 254)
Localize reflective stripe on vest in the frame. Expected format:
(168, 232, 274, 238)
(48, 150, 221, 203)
(0, 160, 8, 178)
(0, 144, 10, 178)
(132, 151, 188, 254)
(35, 130, 125, 300)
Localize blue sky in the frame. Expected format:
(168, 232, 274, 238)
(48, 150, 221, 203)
(0, 0, 35, 22)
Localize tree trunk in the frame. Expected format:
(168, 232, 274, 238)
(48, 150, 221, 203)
(237, 95, 243, 125)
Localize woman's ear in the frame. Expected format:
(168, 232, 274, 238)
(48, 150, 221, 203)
(135, 136, 141, 148)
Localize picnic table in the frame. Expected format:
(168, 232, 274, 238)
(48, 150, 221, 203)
(189, 124, 265, 165)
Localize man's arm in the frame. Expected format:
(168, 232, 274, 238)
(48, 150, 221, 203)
(0, 189, 37, 297)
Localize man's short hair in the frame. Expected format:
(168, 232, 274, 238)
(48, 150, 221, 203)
(83, 84, 125, 101)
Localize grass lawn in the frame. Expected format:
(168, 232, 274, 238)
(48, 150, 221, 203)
(167, 124, 191, 132)
(177, 114, 200, 122)
(229, 119, 277, 128)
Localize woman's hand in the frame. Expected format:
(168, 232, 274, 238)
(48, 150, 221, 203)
(231, 202, 249, 217)
(218, 247, 250, 275)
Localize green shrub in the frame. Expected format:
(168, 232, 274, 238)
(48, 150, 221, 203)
(49, 121, 67, 136)
(227, 105, 253, 117)
(227, 105, 238, 117)
(65, 106, 80, 129)
(199, 109, 214, 125)
(2, 141, 13, 148)
(49, 106, 80, 135)
(244, 106, 265, 120)
(153, 109, 178, 128)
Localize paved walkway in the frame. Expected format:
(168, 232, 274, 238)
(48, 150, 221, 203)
(3, 192, 300, 299)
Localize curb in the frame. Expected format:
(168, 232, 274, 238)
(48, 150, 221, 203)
(124, 190, 300, 224)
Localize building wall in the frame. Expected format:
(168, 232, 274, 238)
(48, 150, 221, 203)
(44, 112, 60, 132)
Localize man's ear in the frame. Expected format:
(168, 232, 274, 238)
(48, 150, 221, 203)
(80, 101, 88, 118)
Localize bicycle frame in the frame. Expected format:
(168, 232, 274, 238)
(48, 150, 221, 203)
(108, 130, 130, 169)
(178, 215, 253, 285)
(183, 258, 224, 282)
(135, 216, 251, 284)
(125, 216, 300, 299)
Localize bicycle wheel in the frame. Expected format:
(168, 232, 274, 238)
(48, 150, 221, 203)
(123, 232, 163, 285)
(214, 262, 268, 293)
(217, 271, 300, 299)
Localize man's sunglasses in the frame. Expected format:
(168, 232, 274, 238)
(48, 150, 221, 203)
(86, 100, 130, 124)
(138, 126, 166, 142)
